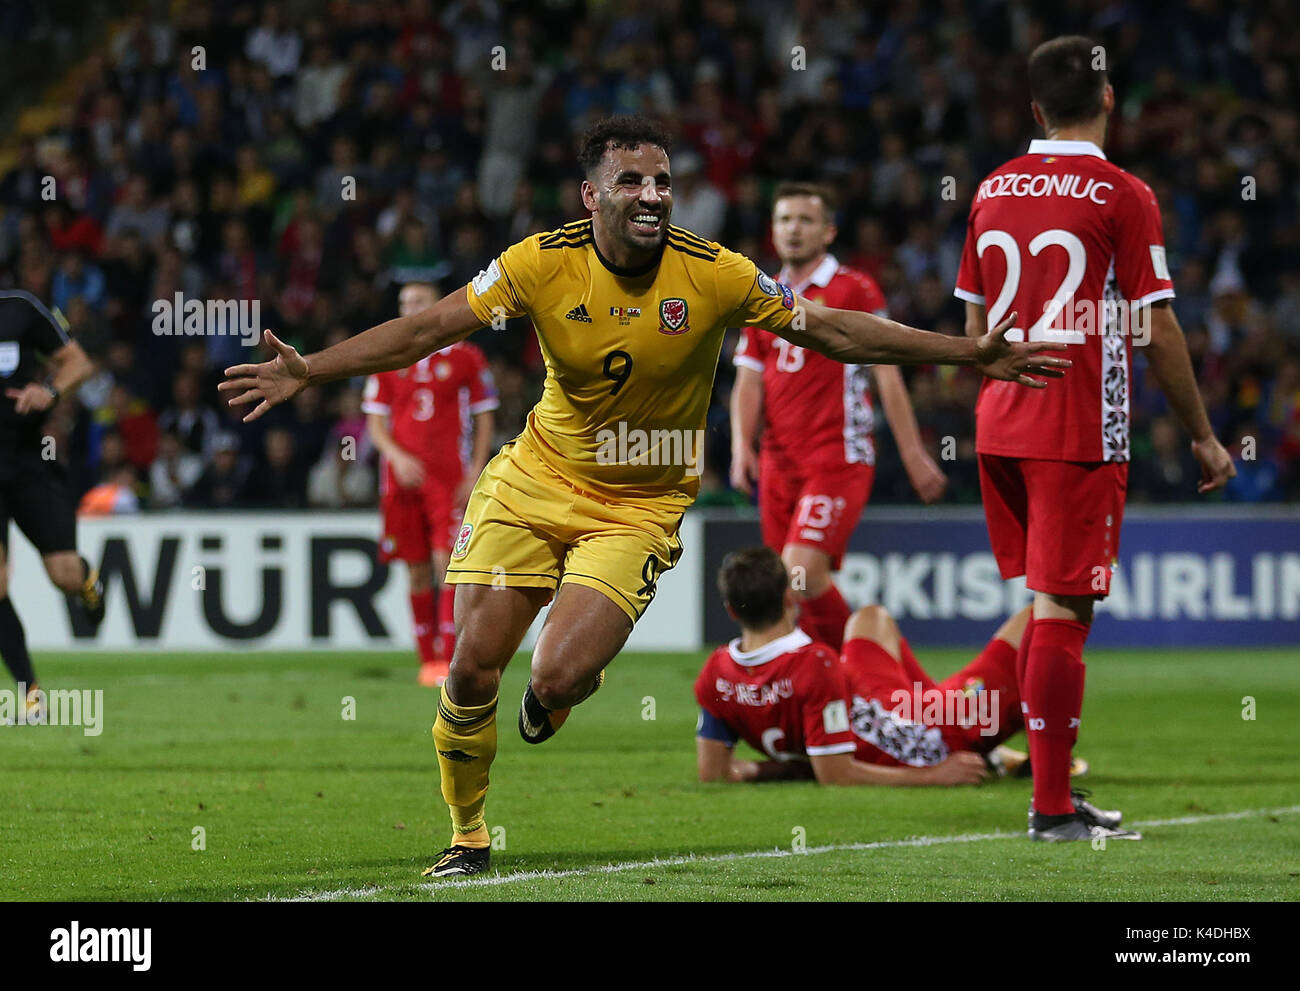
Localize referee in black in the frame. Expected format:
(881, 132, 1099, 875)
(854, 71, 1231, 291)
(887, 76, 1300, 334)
(1, 288, 105, 720)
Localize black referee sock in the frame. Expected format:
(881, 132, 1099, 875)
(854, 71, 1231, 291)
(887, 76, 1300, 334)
(0, 596, 36, 687)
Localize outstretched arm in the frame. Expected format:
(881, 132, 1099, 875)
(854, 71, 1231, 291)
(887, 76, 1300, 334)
(696, 738, 816, 783)
(810, 750, 987, 786)
(778, 298, 1070, 387)
(220, 287, 485, 422)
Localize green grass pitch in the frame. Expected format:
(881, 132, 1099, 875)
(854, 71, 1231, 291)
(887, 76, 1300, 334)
(2, 646, 1297, 901)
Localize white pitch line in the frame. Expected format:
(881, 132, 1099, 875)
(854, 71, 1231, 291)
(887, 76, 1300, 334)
(268, 803, 1300, 902)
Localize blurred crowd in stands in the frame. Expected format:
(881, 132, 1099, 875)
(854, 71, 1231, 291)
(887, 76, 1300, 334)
(2, 0, 1298, 512)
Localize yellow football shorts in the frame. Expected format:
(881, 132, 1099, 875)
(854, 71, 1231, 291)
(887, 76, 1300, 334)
(445, 437, 686, 622)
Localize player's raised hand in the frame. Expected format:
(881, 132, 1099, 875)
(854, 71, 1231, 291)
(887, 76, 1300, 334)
(1191, 435, 1235, 493)
(219, 330, 310, 422)
(973, 311, 1072, 388)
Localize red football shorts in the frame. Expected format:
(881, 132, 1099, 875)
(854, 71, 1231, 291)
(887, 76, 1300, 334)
(978, 454, 1128, 598)
(842, 637, 969, 757)
(759, 460, 874, 569)
(378, 477, 462, 563)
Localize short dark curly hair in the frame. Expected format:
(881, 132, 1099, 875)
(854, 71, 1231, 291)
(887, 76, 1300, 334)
(577, 115, 672, 177)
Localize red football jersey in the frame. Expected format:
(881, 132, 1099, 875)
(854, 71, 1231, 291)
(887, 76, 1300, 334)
(694, 629, 857, 761)
(954, 139, 1175, 462)
(362, 342, 498, 485)
(735, 254, 888, 471)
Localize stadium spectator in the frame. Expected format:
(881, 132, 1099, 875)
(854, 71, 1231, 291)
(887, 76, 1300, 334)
(1130, 416, 1201, 503)
(668, 150, 726, 240)
(185, 432, 250, 508)
(51, 251, 106, 314)
(307, 442, 376, 508)
(148, 429, 204, 509)
(103, 174, 169, 247)
(97, 382, 158, 472)
(1, 138, 43, 214)
(244, 4, 301, 83)
(157, 370, 219, 457)
(78, 465, 141, 516)
(243, 426, 307, 508)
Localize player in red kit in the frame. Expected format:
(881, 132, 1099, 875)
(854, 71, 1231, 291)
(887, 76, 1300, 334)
(954, 37, 1234, 841)
(696, 548, 1114, 815)
(696, 547, 989, 787)
(731, 183, 947, 652)
(364, 283, 498, 686)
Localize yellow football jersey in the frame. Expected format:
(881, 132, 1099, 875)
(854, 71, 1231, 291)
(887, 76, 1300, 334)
(465, 219, 799, 503)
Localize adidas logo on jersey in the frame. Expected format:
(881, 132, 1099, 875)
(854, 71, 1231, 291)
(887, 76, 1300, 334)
(564, 304, 592, 323)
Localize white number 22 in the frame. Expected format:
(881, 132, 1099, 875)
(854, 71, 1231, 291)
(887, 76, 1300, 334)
(976, 228, 1086, 344)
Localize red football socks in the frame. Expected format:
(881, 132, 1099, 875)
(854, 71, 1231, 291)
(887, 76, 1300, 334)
(1022, 618, 1089, 816)
(797, 583, 851, 650)
(939, 636, 1022, 750)
(1015, 614, 1037, 691)
(410, 588, 437, 664)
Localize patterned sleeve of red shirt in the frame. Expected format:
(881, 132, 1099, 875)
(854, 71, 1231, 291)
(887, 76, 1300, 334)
(797, 645, 858, 757)
(1111, 175, 1176, 308)
(733, 325, 770, 373)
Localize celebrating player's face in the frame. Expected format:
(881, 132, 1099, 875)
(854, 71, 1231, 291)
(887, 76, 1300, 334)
(772, 195, 835, 267)
(589, 143, 673, 257)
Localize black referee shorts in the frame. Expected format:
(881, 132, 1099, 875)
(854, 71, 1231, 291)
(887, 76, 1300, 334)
(0, 448, 78, 556)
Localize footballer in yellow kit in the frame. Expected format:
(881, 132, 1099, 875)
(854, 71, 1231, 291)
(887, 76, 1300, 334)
(453, 217, 800, 621)
(220, 114, 1068, 880)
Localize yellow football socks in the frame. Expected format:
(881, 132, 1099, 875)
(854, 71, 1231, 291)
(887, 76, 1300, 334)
(433, 691, 497, 848)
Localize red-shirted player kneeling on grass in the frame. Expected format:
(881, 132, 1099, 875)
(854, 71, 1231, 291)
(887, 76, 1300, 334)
(364, 283, 499, 686)
(696, 548, 1125, 831)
